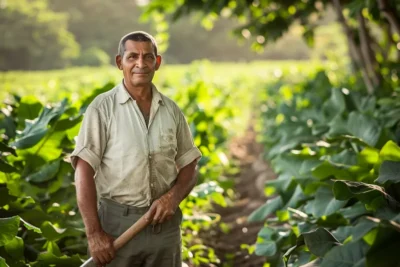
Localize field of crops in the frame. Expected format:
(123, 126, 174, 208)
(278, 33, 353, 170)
(1, 60, 314, 266)
(0, 60, 324, 100)
(2, 59, 399, 267)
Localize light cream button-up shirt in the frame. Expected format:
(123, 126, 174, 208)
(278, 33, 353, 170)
(70, 82, 202, 207)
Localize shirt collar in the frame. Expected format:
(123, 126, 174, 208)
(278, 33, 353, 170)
(117, 81, 164, 106)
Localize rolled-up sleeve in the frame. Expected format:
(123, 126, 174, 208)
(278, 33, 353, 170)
(175, 110, 202, 170)
(70, 106, 107, 173)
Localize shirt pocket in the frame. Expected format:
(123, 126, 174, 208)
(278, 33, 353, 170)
(160, 132, 177, 159)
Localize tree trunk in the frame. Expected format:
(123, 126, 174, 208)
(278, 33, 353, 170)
(377, 0, 400, 36)
(357, 12, 382, 88)
(332, 0, 375, 94)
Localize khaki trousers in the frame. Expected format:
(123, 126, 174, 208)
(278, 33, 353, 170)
(97, 198, 182, 267)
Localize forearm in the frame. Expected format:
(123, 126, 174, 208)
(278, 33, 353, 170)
(169, 159, 199, 204)
(75, 158, 102, 236)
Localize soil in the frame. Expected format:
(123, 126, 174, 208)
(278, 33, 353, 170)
(195, 124, 277, 267)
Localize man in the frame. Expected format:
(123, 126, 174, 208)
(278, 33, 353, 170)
(71, 31, 201, 267)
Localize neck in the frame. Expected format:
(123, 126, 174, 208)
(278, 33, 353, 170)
(123, 80, 152, 102)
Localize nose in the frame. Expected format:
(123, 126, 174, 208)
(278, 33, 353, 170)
(136, 56, 145, 68)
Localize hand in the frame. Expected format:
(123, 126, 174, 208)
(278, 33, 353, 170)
(146, 191, 179, 225)
(87, 230, 115, 266)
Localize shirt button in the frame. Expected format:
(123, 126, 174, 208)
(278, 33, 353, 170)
(151, 183, 154, 187)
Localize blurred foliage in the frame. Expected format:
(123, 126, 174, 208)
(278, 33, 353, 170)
(1, 0, 347, 69)
(72, 47, 110, 67)
(143, 0, 400, 95)
(0, 0, 79, 70)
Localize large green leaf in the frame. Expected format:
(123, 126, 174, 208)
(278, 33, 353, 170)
(333, 180, 400, 209)
(357, 147, 379, 166)
(25, 160, 61, 183)
(351, 219, 377, 241)
(330, 149, 357, 166)
(255, 241, 277, 257)
(11, 99, 67, 149)
(302, 228, 341, 257)
(248, 196, 283, 222)
(0, 216, 20, 246)
(0, 257, 9, 267)
(0, 187, 18, 206)
(350, 94, 376, 113)
(322, 88, 346, 121)
(0, 142, 17, 156)
(23, 131, 65, 162)
(285, 185, 308, 208)
(20, 217, 41, 234)
(364, 224, 400, 267)
(258, 226, 277, 240)
(347, 112, 382, 147)
(44, 241, 62, 256)
(339, 202, 368, 220)
(4, 236, 24, 259)
(294, 176, 324, 195)
(53, 116, 82, 132)
(304, 186, 347, 218)
(17, 96, 43, 121)
(40, 221, 82, 242)
(332, 226, 353, 243)
(376, 161, 400, 184)
(31, 252, 83, 267)
(0, 159, 17, 173)
(0, 112, 17, 139)
(320, 240, 369, 267)
(312, 161, 353, 180)
(379, 141, 400, 162)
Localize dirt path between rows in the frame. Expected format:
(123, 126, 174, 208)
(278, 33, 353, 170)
(199, 124, 277, 267)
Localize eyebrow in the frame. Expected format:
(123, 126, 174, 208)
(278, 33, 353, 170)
(126, 52, 154, 56)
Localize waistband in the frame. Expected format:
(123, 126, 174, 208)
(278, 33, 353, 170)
(99, 197, 150, 216)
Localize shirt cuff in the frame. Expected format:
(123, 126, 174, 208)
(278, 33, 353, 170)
(176, 147, 202, 170)
(70, 147, 101, 172)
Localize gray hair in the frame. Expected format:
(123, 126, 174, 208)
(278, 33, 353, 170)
(118, 31, 158, 57)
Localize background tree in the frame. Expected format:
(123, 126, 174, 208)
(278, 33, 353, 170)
(143, 0, 400, 95)
(0, 0, 79, 70)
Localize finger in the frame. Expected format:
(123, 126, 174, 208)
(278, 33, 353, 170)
(108, 243, 116, 260)
(152, 206, 163, 225)
(165, 215, 173, 222)
(96, 254, 106, 266)
(102, 251, 111, 264)
(101, 253, 110, 266)
(92, 255, 100, 266)
(146, 202, 157, 222)
(108, 251, 115, 262)
(159, 210, 170, 224)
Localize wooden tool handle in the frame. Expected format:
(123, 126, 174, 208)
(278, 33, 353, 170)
(80, 212, 150, 267)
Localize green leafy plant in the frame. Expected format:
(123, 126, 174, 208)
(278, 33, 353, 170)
(250, 69, 400, 266)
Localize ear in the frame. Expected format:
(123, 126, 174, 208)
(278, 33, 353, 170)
(116, 55, 123, 70)
(155, 55, 162, 70)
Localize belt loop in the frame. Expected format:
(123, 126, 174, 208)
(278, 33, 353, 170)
(123, 206, 128, 216)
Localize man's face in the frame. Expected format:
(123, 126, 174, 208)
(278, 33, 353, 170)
(116, 40, 161, 88)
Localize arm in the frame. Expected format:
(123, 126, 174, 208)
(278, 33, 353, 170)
(146, 159, 199, 224)
(146, 106, 201, 224)
(75, 158, 115, 266)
